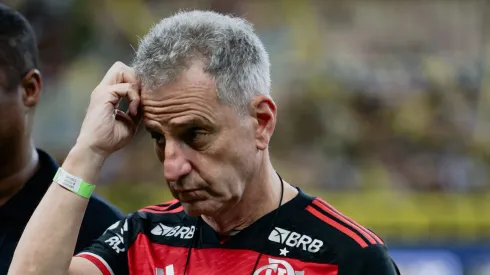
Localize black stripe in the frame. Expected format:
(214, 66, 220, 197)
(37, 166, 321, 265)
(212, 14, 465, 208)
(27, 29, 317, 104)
(155, 202, 172, 207)
(166, 202, 182, 211)
(366, 227, 385, 243)
(310, 203, 373, 245)
(314, 199, 381, 244)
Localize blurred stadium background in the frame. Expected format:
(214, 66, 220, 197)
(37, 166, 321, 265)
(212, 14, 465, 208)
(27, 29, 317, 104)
(3, 0, 490, 274)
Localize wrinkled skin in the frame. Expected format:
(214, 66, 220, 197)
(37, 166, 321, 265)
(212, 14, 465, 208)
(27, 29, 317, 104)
(141, 61, 281, 223)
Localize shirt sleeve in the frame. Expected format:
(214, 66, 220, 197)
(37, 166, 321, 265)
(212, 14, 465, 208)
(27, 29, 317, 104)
(75, 194, 125, 254)
(75, 214, 133, 275)
(340, 244, 401, 275)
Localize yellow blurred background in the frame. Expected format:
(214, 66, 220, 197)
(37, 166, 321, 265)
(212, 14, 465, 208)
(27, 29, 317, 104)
(3, 0, 490, 273)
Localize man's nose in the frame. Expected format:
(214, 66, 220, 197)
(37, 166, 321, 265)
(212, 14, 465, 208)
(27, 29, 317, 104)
(163, 140, 192, 183)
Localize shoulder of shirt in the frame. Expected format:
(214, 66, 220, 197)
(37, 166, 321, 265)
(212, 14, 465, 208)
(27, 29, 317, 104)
(75, 193, 125, 253)
(301, 195, 387, 253)
(132, 199, 187, 222)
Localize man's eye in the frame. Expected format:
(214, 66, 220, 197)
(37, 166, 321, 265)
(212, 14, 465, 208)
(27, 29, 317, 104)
(183, 128, 208, 147)
(150, 132, 165, 145)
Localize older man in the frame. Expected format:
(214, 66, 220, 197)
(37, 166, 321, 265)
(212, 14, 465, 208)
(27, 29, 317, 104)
(8, 11, 400, 275)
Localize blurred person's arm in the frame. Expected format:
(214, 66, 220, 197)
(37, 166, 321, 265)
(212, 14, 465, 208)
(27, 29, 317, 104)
(8, 62, 140, 275)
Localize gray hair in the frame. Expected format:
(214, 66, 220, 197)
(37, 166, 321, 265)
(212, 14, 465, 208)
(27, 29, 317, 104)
(132, 10, 271, 111)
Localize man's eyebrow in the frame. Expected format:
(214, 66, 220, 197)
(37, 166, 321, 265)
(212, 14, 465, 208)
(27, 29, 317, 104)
(144, 117, 211, 134)
(145, 125, 160, 133)
(168, 117, 208, 128)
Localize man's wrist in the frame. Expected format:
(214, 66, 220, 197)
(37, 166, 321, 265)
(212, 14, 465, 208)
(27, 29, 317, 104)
(61, 144, 107, 185)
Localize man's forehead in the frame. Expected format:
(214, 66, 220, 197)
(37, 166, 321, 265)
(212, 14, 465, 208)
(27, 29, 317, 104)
(141, 60, 215, 97)
(141, 86, 223, 132)
(140, 75, 221, 113)
(139, 60, 234, 131)
(140, 86, 221, 129)
(141, 83, 216, 101)
(144, 115, 208, 131)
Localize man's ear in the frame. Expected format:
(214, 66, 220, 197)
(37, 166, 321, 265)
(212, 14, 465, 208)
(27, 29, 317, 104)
(21, 69, 42, 108)
(248, 95, 277, 150)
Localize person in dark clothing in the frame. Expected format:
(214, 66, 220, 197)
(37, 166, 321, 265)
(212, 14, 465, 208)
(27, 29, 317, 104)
(0, 3, 124, 274)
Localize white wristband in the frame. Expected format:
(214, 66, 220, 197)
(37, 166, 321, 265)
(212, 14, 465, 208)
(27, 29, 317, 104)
(53, 168, 95, 199)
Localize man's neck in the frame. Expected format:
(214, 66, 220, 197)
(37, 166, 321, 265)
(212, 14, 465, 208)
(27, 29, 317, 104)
(201, 159, 298, 234)
(0, 143, 39, 206)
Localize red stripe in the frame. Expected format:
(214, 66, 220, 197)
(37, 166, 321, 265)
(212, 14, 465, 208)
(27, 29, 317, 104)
(152, 204, 171, 209)
(148, 203, 172, 209)
(166, 206, 184, 213)
(140, 199, 181, 212)
(140, 205, 184, 214)
(312, 200, 377, 245)
(142, 205, 170, 211)
(76, 253, 112, 275)
(141, 199, 179, 210)
(306, 205, 368, 248)
(315, 198, 384, 244)
(156, 199, 179, 206)
(365, 228, 384, 244)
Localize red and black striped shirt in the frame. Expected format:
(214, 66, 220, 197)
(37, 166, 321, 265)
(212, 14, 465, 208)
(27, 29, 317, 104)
(76, 188, 400, 275)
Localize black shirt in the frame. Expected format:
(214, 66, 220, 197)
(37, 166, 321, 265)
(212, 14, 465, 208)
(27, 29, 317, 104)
(77, 188, 400, 275)
(0, 149, 124, 274)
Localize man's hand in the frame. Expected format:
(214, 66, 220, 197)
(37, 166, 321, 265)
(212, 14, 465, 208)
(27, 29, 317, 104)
(76, 61, 141, 158)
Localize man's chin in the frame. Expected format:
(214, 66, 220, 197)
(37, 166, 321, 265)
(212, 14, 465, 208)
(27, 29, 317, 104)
(180, 200, 216, 217)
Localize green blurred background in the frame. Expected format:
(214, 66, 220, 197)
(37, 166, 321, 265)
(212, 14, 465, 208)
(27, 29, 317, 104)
(3, 0, 490, 273)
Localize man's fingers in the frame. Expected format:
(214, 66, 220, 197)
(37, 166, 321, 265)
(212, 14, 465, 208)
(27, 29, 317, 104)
(100, 61, 139, 86)
(106, 83, 141, 116)
(114, 109, 138, 131)
(131, 106, 144, 131)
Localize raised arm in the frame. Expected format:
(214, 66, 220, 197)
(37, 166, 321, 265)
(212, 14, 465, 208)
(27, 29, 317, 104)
(8, 62, 141, 275)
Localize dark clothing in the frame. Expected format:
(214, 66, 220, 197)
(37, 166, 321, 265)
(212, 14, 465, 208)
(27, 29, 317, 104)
(0, 149, 124, 274)
(78, 188, 400, 275)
